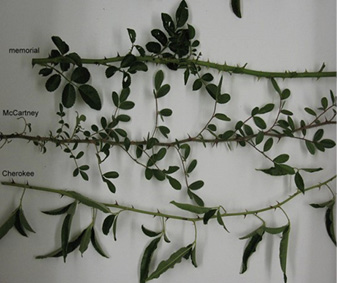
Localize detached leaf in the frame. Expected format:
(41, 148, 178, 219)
(146, 245, 192, 281)
(78, 84, 102, 110)
(140, 237, 161, 283)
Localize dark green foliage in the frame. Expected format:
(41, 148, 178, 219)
(231, 0, 242, 18)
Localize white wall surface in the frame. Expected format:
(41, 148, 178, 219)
(0, 1, 336, 283)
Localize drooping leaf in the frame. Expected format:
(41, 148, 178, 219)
(294, 172, 305, 193)
(41, 202, 75, 215)
(231, 0, 242, 18)
(216, 210, 230, 232)
(140, 237, 161, 283)
(67, 191, 110, 213)
(279, 225, 290, 282)
(187, 190, 205, 207)
(106, 66, 119, 78)
(102, 214, 116, 235)
(79, 225, 92, 255)
(0, 209, 17, 239)
(91, 228, 109, 258)
(18, 208, 35, 233)
(271, 78, 281, 94)
(78, 84, 102, 110)
(203, 209, 217, 224)
(141, 225, 161, 238)
(146, 245, 192, 281)
(240, 229, 265, 274)
(305, 140, 316, 155)
(325, 206, 336, 246)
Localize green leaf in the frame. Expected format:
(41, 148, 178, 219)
(206, 84, 218, 100)
(220, 130, 235, 140)
(91, 229, 109, 258)
(192, 79, 202, 91)
(255, 131, 264, 145)
(146, 42, 161, 54)
(231, 0, 242, 18)
(188, 180, 204, 191)
(259, 164, 295, 176)
(146, 245, 192, 281)
(0, 209, 17, 239)
(321, 97, 328, 110)
(156, 84, 170, 98)
(302, 167, 323, 173)
(304, 107, 317, 116)
(170, 201, 212, 214)
(313, 129, 324, 142)
(141, 225, 161, 238)
(273, 154, 290, 164)
(159, 108, 172, 117)
(46, 74, 61, 92)
(119, 101, 135, 110)
(78, 84, 102, 110)
(136, 144, 144, 158)
(62, 212, 76, 262)
(128, 62, 148, 73)
(305, 140, 316, 155)
(265, 225, 288, 235)
(176, 0, 188, 27)
(103, 171, 119, 179)
(325, 206, 336, 245)
(258, 103, 274, 114)
(203, 209, 217, 224)
(216, 210, 230, 232)
(161, 13, 175, 35)
(320, 139, 336, 149)
(240, 230, 265, 274)
(120, 54, 137, 68)
(281, 89, 291, 100)
(187, 190, 204, 207)
(167, 176, 182, 190)
(140, 237, 161, 283)
(79, 225, 92, 255)
(127, 28, 136, 43)
(65, 52, 82, 66)
(158, 126, 170, 138)
(106, 66, 119, 78)
(102, 214, 116, 235)
(215, 113, 231, 121)
(67, 191, 110, 213)
(263, 138, 274, 152)
(122, 72, 131, 88)
(39, 68, 53, 76)
(62, 83, 76, 108)
(279, 225, 290, 282)
(151, 29, 168, 46)
(187, 159, 197, 174)
(51, 36, 69, 55)
(295, 172, 305, 193)
(41, 202, 75, 215)
(271, 78, 281, 94)
(36, 230, 85, 259)
(154, 70, 164, 91)
(71, 67, 90, 84)
(18, 208, 35, 233)
(253, 116, 267, 129)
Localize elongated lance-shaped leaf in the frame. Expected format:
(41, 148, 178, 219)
(41, 202, 75, 215)
(279, 225, 290, 283)
(67, 191, 110, 213)
(240, 228, 265, 274)
(79, 225, 93, 256)
(91, 228, 109, 258)
(231, 0, 242, 18)
(36, 230, 86, 259)
(18, 207, 35, 234)
(0, 208, 17, 239)
(61, 201, 77, 262)
(146, 244, 193, 281)
(325, 205, 336, 246)
(170, 201, 213, 214)
(140, 237, 161, 283)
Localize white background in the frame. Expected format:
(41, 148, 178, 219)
(0, 1, 336, 283)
